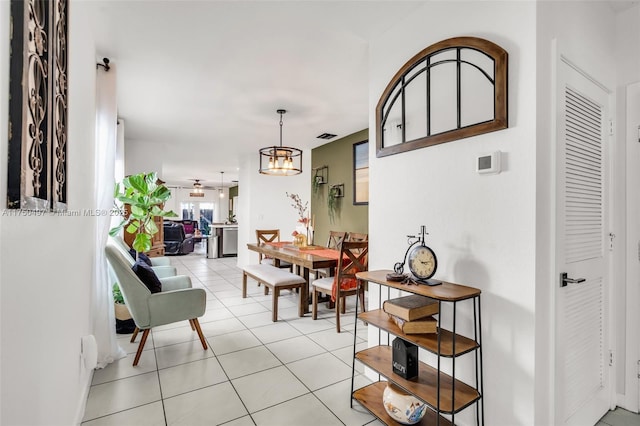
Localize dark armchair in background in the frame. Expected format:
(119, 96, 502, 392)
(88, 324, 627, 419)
(180, 220, 197, 236)
(163, 222, 195, 255)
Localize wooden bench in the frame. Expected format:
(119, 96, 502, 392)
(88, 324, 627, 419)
(242, 264, 306, 321)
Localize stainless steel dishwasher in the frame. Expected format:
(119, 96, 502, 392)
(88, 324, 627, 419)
(221, 227, 238, 257)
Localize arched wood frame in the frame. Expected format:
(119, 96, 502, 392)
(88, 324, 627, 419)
(376, 36, 508, 158)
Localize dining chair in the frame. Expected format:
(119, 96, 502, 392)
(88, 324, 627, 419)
(311, 240, 368, 332)
(313, 231, 347, 280)
(327, 230, 347, 249)
(347, 232, 368, 243)
(255, 229, 293, 272)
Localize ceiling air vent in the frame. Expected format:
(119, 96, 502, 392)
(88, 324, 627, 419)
(316, 133, 337, 140)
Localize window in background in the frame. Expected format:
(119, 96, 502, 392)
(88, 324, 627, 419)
(199, 203, 213, 235)
(181, 202, 195, 220)
(354, 140, 369, 205)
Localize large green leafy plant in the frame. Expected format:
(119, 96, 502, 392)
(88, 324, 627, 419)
(109, 172, 177, 253)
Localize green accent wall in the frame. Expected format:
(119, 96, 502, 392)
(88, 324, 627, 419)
(311, 129, 368, 246)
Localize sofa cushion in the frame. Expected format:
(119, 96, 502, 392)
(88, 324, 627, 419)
(132, 259, 162, 293)
(128, 248, 153, 266)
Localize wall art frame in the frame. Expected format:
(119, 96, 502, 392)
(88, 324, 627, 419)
(7, 0, 69, 211)
(376, 36, 508, 158)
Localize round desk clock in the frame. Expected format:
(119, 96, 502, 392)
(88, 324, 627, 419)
(394, 225, 439, 285)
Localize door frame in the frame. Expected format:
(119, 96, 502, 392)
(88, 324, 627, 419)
(623, 81, 640, 412)
(551, 41, 616, 425)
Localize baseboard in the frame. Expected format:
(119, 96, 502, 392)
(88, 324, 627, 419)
(73, 367, 94, 425)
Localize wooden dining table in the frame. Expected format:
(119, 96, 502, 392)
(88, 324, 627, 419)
(246, 242, 341, 313)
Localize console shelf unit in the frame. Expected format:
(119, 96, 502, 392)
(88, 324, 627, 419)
(352, 270, 484, 425)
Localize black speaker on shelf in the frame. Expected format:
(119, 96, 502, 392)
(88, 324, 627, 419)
(392, 337, 418, 380)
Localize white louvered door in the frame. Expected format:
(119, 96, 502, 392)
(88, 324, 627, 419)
(555, 58, 611, 426)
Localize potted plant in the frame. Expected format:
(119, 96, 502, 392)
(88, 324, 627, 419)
(112, 283, 129, 319)
(312, 166, 327, 195)
(328, 184, 343, 222)
(312, 174, 324, 195)
(109, 172, 177, 254)
(113, 282, 136, 334)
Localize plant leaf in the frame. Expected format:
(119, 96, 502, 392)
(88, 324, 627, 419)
(128, 174, 148, 194)
(125, 221, 139, 234)
(145, 218, 158, 234)
(132, 233, 152, 253)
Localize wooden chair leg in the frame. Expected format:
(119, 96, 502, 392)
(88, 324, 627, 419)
(341, 296, 347, 314)
(133, 329, 150, 366)
(192, 318, 208, 350)
(272, 288, 280, 322)
(359, 289, 366, 313)
(297, 285, 304, 317)
(264, 284, 269, 296)
(312, 286, 318, 320)
(335, 297, 341, 333)
(189, 319, 195, 330)
(130, 327, 139, 343)
(242, 273, 248, 298)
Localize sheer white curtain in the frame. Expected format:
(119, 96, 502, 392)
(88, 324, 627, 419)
(92, 62, 126, 367)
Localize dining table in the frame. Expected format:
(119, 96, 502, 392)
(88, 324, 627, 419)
(246, 241, 342, 313)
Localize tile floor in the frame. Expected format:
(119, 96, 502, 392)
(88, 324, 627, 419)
(83, 248, 640, 426)
(83, 250, 379, 426)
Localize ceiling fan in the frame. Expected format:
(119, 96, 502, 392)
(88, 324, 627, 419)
(188, 179, 217, 192)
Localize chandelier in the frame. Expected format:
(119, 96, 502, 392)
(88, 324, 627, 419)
(258, 109, 302, 175)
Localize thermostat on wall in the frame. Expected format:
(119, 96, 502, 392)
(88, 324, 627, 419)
(477, 151, 501, 174)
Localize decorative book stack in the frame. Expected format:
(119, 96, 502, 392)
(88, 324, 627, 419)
(383, 294, 439, 334)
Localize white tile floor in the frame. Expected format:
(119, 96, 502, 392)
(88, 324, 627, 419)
(82, 250, 380, 426)
(83, 247, 640, 426)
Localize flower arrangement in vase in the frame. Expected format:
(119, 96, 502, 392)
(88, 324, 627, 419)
(286, 192, 314, 245)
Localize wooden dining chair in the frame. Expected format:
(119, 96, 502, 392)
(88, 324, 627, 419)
(347, 232, 368, 243)
(255, 229, 293, 271)
(327, 230, 347, 249)
(311, 240, 368, 332)
(313, 231, 347, 280)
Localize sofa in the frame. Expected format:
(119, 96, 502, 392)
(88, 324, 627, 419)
(163, 222, 195, 255)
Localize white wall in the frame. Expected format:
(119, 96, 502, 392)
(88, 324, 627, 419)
(236, 152, 311, 267)
(369, 2, 537, 424)
(0, 2, 100, 424)
(535, 2, 619, 423)
(124, 138, 164, 177)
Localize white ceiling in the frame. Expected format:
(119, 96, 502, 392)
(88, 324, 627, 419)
(90, 0, 425, 188)
(90, 0, 636, 189)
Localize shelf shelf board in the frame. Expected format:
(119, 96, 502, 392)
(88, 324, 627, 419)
(356, 346, 481, 414)
(356, 270, 481, 301)
(359, 310, 479, 357)
(353, 381, 454, 426)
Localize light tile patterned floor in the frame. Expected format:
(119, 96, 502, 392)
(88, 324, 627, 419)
(82, 250, 379, 426)
(83, 248, 640, 425)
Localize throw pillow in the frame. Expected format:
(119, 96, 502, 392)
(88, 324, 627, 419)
(331, 261, 361, 302)
(128, 248, 152, 266)
(132, 259, 162, 293)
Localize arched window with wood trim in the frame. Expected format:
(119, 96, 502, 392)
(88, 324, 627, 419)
(376, 36, 508, 157)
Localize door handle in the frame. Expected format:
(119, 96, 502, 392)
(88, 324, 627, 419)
(560, 272, 586, 287)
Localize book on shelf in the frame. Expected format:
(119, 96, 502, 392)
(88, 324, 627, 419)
(387, 313, 437, 334)
(383, 294, 439, 321)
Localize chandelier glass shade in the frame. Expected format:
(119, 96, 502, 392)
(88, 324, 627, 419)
(259, 110, 302, 176)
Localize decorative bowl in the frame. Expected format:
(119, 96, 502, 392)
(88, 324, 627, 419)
(382, 382, 427, 425)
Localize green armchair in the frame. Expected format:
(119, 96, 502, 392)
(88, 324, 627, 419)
(105, 239, 208, 366)
(111, 235, 177, 278)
